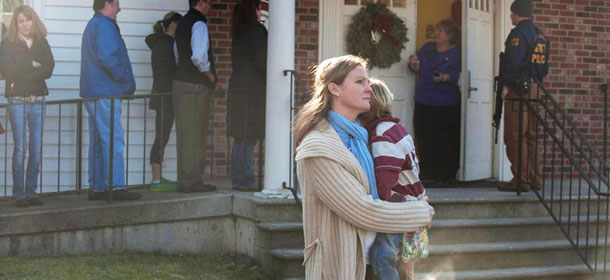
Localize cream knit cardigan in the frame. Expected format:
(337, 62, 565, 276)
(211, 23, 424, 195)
(295, 119, 432, 280)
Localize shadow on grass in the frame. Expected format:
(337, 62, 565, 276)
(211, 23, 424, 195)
(0, 253, 273, 280)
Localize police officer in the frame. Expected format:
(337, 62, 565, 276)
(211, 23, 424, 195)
(498, 0, 543, 192)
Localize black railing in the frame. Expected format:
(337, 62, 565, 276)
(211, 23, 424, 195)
(0, 90, 239, 199)
(512, 79, 610, 278)
(283, 69, 304, 211)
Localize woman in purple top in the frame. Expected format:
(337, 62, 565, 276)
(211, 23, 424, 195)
(408, 19, 461, 184)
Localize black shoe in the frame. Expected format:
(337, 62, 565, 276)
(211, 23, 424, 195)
(28, 197, 44, 206)
(110, 189, 142, 201)
(498, 184, 530, 193)
(88, 191, 108, 201)
(15, 200, 30, 207)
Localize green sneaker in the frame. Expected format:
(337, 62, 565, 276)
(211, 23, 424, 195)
(150, 181, 178, 192)
(161, 177, 177, 184)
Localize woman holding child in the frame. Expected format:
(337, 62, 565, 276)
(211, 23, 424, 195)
(295, 55, 433, 280)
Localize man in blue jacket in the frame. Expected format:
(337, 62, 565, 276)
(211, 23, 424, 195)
(80, 0, 140, 201)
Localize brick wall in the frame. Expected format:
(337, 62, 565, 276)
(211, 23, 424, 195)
(204, 1, 319, 179)
(533, 0, 610, 174)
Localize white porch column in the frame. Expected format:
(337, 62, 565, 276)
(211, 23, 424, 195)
(257, 0, 295, 198)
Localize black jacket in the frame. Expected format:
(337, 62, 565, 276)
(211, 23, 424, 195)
(0, 38, 55, 97)
(146, 32, 175, 111)
(175, 8, 217, 89)
(227, 22, 267, 140)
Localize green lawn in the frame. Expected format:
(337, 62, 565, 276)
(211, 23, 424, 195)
(0, 253, 272, 280)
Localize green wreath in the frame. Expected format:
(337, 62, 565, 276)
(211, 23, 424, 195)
(346, 3, 408, 69)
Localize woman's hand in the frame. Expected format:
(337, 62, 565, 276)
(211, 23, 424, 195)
(502, 85, 510, 100)
(32, 61, 41, 68)
(424, 201, 435, 223)
(433, 72, 450, 83)
(419, 196, 435, 224)
(408, 55, 420, 72)
(204, 71, 216, 83)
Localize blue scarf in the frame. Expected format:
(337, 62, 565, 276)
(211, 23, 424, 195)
(328, 110, 379, 200)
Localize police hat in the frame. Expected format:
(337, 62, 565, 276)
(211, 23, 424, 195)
(510, 0, 532, 17)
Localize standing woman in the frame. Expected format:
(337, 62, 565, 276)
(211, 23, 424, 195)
(0, 5, 54, 207)
(294, 55, 433, 280)
(227, 0, 267, 191)
(408, 19, 461, 184)
(146, 11, 182, 191)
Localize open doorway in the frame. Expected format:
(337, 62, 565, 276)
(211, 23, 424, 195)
(416, 0, 462, 50)
(413, 0, 464, 184)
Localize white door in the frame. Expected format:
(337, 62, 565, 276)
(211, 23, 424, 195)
(461, 0, 494, 180)
(320, 0, 417, 133)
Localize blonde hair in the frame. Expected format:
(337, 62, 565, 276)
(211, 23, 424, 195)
(294, 55, 368, 147)
(7, 5, 47, 43)
(368, 78, 394, 119)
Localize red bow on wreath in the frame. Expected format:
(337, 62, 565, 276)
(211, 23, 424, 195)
(371, 13, 393, 36)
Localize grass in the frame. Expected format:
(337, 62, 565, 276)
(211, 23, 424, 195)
(0, 253, 272, 280)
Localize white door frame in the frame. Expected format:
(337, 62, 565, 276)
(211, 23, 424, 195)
(492, 0, 515, 182)
(459, 0, 514, 182)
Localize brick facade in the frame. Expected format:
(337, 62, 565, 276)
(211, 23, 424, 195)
(534, 0, 609, 134)
(532, 0, 610, 173)
(205, 1, 319, 178)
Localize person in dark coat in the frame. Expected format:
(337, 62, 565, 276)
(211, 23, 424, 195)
(227, 0, 267, 191)
(145, 11, 182, 191)
(0, 5, 54, 207)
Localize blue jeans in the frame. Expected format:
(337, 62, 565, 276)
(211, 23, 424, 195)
(84, 99, 125, 192)
(230, 138, 256, 187)
(8, 100, 45, 200)
(370, 233, 402, 280)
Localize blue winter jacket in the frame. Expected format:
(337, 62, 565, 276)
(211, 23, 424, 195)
(80, 14, 135, 98)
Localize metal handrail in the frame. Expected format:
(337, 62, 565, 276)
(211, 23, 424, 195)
(0, 90, 229, 199)
(283, 69, 304, 211)
(515, 80, 610, 278)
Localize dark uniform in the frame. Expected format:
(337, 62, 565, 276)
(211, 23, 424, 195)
(502, 18, 542, 191)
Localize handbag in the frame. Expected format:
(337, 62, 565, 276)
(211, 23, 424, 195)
(400, 226, 429, 263)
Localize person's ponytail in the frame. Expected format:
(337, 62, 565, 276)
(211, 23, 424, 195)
(152, 20, 165, 34)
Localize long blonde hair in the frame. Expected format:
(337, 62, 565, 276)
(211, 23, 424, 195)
(294, 55, 368, 147)
(7, 5, 47, 43)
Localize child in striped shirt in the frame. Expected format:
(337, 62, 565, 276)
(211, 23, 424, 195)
(362, 78, 427, 280)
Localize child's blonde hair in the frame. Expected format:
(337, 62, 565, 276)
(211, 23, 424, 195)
(369, 78, 394, 119)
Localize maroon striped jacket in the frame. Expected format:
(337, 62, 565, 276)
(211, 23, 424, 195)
(366, 117, 425, 202)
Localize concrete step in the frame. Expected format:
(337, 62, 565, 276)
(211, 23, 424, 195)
(433, 196, 610, 219)
(430, 215, 609, 245)
(269, 248, 304, 279)
(416, 239, 604, 271)
(266, 245, 606, 280)
(257, 222, 304, 250)
(414, 264, 597, 280)
(233, 194, 302, 223)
